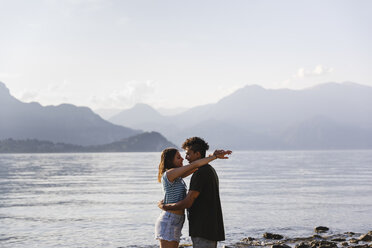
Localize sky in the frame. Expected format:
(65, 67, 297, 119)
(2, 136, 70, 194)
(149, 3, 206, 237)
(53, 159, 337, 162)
(1, 0, 371, 110)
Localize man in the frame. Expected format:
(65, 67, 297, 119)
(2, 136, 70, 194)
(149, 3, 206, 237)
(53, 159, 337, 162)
(158, 137, 230, 248)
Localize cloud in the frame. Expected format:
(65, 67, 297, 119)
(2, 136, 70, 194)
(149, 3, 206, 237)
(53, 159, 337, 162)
(294, 65, 334, 79)
(46, 81, 70, 92)
(0, 72, 21, 79)
(90, 80, 157, 109)
(17, 81, 72, 104)
(112, 80, 156, 104)
(278, 65, 335, 89)
(20, 90, 39, 102)
(19, 89, 70, 105)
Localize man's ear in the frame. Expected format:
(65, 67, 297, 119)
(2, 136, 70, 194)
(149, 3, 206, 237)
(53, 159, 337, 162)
(196, 151, 202, 159)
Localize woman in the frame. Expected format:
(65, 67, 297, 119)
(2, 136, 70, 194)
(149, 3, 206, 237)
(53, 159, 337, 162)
(155, 148, 231, 248)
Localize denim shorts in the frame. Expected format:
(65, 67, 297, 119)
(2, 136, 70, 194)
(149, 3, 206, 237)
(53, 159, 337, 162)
(155, 211, 185, 242)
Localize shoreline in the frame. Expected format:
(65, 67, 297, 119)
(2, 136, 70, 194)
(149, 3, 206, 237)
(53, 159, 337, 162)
(178, 227, 372, 248)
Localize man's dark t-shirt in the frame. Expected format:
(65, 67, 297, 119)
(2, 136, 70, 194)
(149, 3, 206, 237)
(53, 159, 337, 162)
(188, 164, 225, 241)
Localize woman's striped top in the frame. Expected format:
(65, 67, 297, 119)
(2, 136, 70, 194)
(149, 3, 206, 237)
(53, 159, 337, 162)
(162, 171, 187, 204)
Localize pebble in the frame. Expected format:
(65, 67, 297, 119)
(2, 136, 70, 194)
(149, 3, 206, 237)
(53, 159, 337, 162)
(331, 238, 346, 242)
(241, 237, 255, 242)
(272, 244, 291, 248)
(295, 242, 311, 248)
(350, 238, 360, 244)
(263, 233, 284, 240)
(314, 226, 330, 233)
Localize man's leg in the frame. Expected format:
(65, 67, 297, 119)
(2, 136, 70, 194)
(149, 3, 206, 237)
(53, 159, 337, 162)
(191, 237, 217, 248)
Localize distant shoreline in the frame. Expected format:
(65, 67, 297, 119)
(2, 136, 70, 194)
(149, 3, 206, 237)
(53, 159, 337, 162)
(1, 145, 372, 154)
(0, 132, 177, 153)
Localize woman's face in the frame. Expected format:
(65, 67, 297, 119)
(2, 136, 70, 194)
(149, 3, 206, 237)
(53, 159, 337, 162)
(173, 151, 184, 168)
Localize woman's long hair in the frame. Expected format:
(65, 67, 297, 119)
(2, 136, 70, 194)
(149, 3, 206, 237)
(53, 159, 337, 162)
(158, 148, 178, 183)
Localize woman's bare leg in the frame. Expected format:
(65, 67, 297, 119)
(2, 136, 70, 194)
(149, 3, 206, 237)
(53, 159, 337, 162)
(160, 239, 179, 248)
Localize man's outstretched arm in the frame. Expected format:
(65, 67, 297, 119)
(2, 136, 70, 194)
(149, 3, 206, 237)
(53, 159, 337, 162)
(158, 190, 200, 211)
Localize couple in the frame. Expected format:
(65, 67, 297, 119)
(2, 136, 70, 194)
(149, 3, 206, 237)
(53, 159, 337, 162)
(155, 137, 232, 248)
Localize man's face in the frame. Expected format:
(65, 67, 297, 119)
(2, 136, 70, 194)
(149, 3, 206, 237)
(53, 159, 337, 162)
(185, 147, 201, 163)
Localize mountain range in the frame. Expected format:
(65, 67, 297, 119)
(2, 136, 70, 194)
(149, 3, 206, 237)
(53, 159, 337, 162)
(109, 82, 372, 150)
(2, 80, 372, 150)
(0, 81, 141, 146)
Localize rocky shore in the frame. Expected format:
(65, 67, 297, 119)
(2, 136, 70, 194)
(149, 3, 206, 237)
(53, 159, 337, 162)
(219, 227, 372, 248)
(176, 227, 372, 248)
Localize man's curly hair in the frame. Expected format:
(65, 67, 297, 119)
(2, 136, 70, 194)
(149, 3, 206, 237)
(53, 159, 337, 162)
(182, 137, 209, 158)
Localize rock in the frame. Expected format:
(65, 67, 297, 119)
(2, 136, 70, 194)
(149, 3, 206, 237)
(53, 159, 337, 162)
(272, 244, 291, 248)
(315, 227, 330, 233)
(295, 242, 311, 248)
(310, 240, 337, 248)
(359, 234, 372, 242)
(349, 238, 359, 244)
(331, 238, 346, 242)
(241, 237, 255, 242)
(292, 236, 318, 243)
(353, 245, 369, 248)
(264, 233, 284, 240)
(240, 239, 263, 246)
(233, 230, 372, 248)
(313, 235, 323, 239)
(345, 232, 356, 236)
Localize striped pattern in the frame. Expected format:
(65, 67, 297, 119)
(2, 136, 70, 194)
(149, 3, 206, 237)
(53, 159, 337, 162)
(162, 172, 187, 204)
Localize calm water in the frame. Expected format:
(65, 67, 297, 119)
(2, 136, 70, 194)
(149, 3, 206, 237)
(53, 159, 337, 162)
(0, 151, 371, 247)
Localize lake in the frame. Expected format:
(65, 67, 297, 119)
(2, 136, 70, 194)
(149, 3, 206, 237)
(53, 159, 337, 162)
(0, 150, 371, 247)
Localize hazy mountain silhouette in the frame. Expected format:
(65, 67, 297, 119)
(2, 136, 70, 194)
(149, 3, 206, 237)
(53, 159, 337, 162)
(157, 106, 188, 116)
(96, 106, 187, 121)
(0, 132, 176, 153)
(88, 131, 177, 152)
(3, 80, 371, 150)
(94, 108, 122, 120)
(110, 103, 166, 127)
(109, 82, 372, 149)
(281, 116, 372, 149)
(109, 103, 181, 136)
(0, 82, 141, 146)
